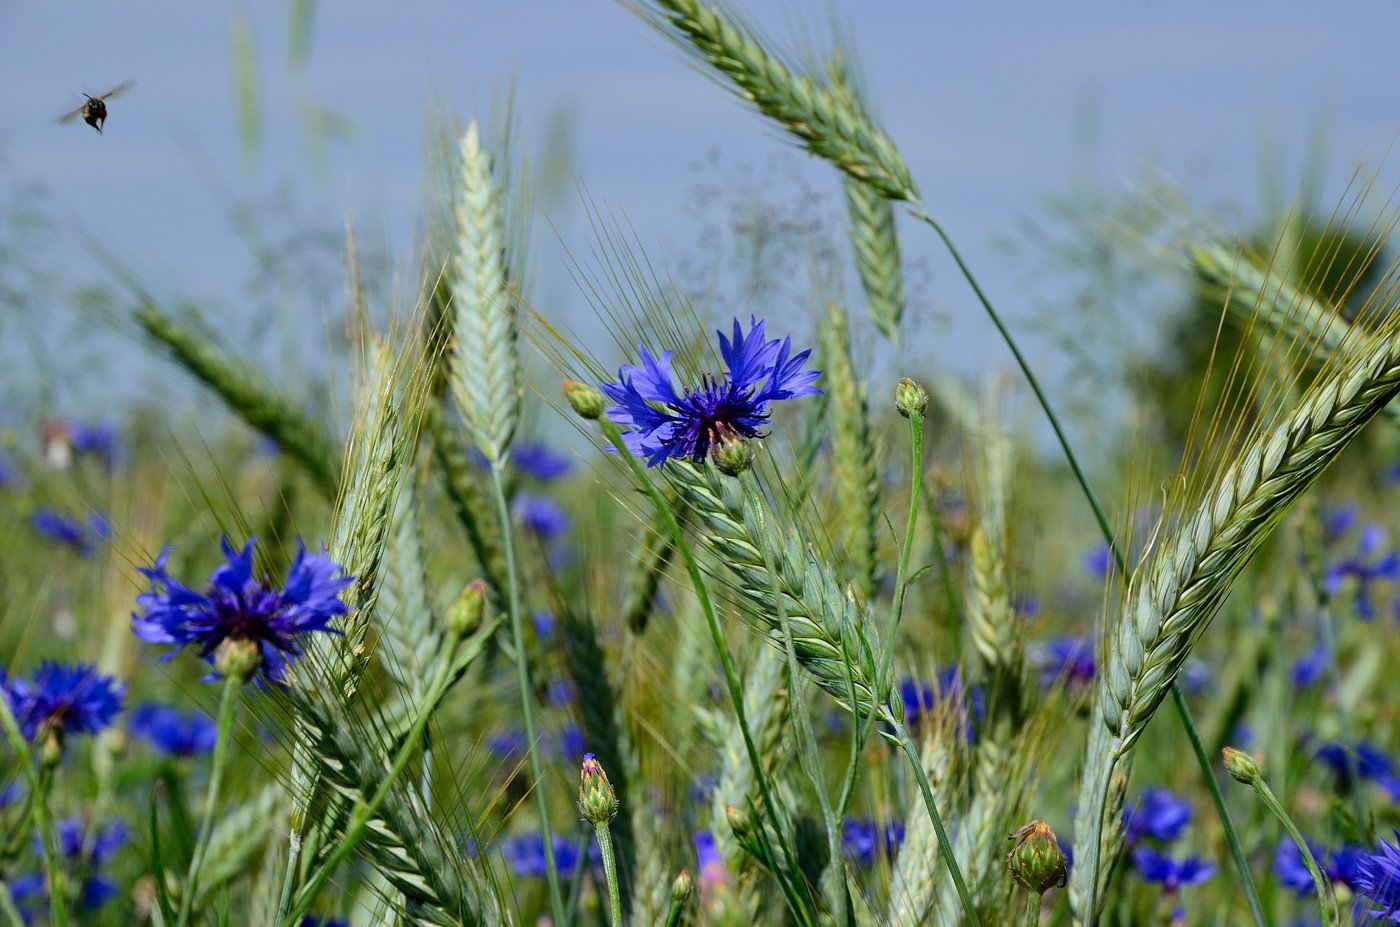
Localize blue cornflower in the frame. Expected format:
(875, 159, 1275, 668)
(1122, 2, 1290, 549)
(1041, 636, 1096, 690)
(1083, 544, 1112, 578)
(557, 723, 586, 760)
(132, 536, 352, 683)
(1123, 789, 1192, 845)
(129, 704, 217, 757)
(301, 918, 348, 927)
(841, 818, 905, 866)
(1275, 839, 1365, 895)
(502, 832, 594, 878)
(695, 830, 730, 890)
(0, 456, 17, 488)
(487, 729, 528, 759)
(1314, 741, 1400, 799)
(1323, 505, 1358, 542)
(898, 670, 982, 739)
(12, 818, 127, 917)
(515, 443, 574, 482)
(5, 662, 124, 741)
(1292, 644, 1330, 688)
(70, 422, 122, 469)
(1355, 830, 1400, 921)
(533, 610, 557, 637)
(601, 317, 821, 467)
(513, 493, 570, 539)
(32, 509, 108, 556)
(1324, 525, 1400, 620)
(1130, 846, 1215, 891)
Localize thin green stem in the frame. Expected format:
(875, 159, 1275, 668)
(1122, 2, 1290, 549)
(489, 463, 567, 926)
(890, 717, 982, 927)
(911, 205, 1266, 927)
(175, 676, 241, 927)
(597, 417, 815, 922)
(272, 830, 302, 926)
(593, 822, 623, 927)
(0, 699, 66, 927)
(0, 883, 24, 927)
(1251, 776, 1339, 927)
(662, 875, 689, 927)
(1023, 892, 1042, 927)
(878, 413, 923, 686)
(1173, 687, 1269, 927)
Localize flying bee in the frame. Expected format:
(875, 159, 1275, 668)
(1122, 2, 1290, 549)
(57, 80, 135, 134)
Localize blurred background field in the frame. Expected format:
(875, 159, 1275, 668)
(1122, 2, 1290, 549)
(3, 3, 1400, 926)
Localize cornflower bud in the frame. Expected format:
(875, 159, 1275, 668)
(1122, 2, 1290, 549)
(671, 869, 692, 902)
(1007, 820, 1068, 895)
(1222, 747, 1261, 784)
(563, 379, 605, 420)
(449, 580, 487, 638)
(712, 434, 755, 477)
(578, 753, 619, 825)
(895, 377, 928, 419)
(214, 638, 262, 684)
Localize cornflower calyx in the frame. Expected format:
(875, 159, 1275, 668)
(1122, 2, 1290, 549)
(449, 580, 487, 638)
(563, 379, 605, 420)
(132, 536, 352, 683)
(1007, 820, 1068, 895)
(601, 317, 821, 467)
(711, 433, 756, 477)
(895, 376, 928, 418)
(578, 753, 618, 825)
(1222, 747, 1261, 784)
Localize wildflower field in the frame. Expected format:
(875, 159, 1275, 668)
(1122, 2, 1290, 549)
(4, 3, 1400, 926)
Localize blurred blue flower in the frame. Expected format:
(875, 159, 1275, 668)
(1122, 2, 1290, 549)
(1355, 830, 1400, 921)
(1292, 644, 1330, 688)
(1041, 636, 1096, 689)
(502, 832, 595, 878)
(300, 918, 348, 927)
(1314, 741, 1400, 798)
(557, 723, 586, 760)
(1322, 505, 1358, 542)
(1130, 846, 1215, 891)
(546, 677, 576, 706)
(514, 493, 570, 539)
(70, 422, 122, 469)
(32, 509, 107, 556)
(129, 704, 217, 757)
(601, 317, 821, 467)
(1275, 839, 1364, 895)
(1324, 524, 1400, 620)
(0, 456, 17, 487)
(487, 729, 528, 759)
(533, 610, 556, 638)
(133, 537, 352, 683)
(841, 818, 905, 866)
(694, 830, 730, 891)
(1083, 543, 1112, 579)
(515, 443, 574, 482)
(1123, 789, 1191, 845)
(5, 661, 124, 740)
(13, 817, 127, 918)
(1180, 659, 1210, 695)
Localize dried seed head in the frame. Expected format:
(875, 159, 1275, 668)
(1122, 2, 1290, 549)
(712, 434, 756, 477)
(563, 379, 605, 420)
(1007, 820, 1068, 895)
(578, 753, 618, 825)
(1222, 747, 1260, 785)
(448, 580, 487, 638)
(895, 377, 928, 418)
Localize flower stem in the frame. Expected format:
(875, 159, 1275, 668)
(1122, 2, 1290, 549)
(890, 717, 982, 927)
(1023, 892, 1042, 927)
(489, 462, 567, 927)
(597, 417, 816, 921)
(0, 697, 65, 927)
(175, 675, 241, 927)
(0, 882, 24, 927)
(593, 821, 623, 927)
(878, 411, 923, 688)
(1249, 775, 1339, 927)
(910, 206, 1266, 927)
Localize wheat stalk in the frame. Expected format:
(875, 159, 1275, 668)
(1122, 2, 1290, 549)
(379, 465, 441, 699)
(1072, 288, 1400, 922)
(449, 119, 521, 464)
(634, 0, 917, 202)
(887, 729, 958, 927)
(819, 301, 881, 600)
(134, 302, 341, 495)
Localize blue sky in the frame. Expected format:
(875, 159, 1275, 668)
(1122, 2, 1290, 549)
(1, 1, 1397, 419)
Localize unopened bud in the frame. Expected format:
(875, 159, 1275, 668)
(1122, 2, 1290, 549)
(40, 732, 63, 769)
(578, 753, 619, 825)
(671, 869, 692, 902)
(563, 379, 605, 420)
(725, 804, 753, 839)
(214, 638, 262, 684)
(1222, 747, 1260, 784)
(1007, 820, 1068, 895)
(895, 377, 928, 419)
(712, 434, 755, 477)
(449, 580, 487, 638)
